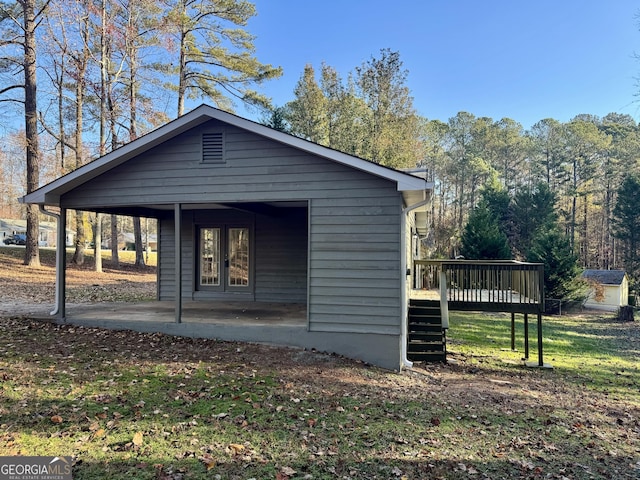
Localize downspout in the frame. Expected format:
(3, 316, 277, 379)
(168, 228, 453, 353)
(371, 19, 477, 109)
(400, 197, 431, 370)
(39, 205, 66, 317)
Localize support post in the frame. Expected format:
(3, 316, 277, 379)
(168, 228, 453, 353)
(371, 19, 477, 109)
(174, 203, 182, 324)
(58, 208, 66, 319)
(537, 312, 543, 366)
(523, 313, 529, 359)
(510, 312, 515, 351)
(40, 206, 66, 319)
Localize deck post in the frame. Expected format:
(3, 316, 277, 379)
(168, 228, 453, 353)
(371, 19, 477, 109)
(174, 203, 182, 324)
(537, 312, 543, 366)
(523, 313, 529, 359)
(510, 312, 515, 351)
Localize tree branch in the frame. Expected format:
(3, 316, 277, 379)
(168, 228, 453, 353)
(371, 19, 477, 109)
(38, 111, 76, 152)
(0, 84, 24, 96)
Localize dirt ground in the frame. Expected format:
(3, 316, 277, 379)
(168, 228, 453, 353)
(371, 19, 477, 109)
(0, 250, 156, 313)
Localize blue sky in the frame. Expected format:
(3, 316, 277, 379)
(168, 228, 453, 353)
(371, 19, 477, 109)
(244, 0, 640, 129)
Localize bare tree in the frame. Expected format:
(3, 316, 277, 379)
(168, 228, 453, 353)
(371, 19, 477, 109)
(0, 0, 50, 266)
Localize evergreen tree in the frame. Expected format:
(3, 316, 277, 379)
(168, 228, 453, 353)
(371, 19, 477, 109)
(527, 226, 585, 301)
(459, 202, 511, 260)
(165, 0, 282, 115)
(286, 64, 327, 143)
(481, 179, 511, 232)
(511, 182, 558, 257)
(612, 173, 640, 281)
(355, 49, 421, 168)
(261, 106, 289, 132)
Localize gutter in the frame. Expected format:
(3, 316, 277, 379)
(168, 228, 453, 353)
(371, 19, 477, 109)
(400, 197, 431, 370)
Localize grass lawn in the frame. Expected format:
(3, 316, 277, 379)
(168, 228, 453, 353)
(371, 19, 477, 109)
(0, 251, 638, 479)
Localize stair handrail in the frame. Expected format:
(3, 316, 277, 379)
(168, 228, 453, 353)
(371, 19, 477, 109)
(439, 269, 449, 329)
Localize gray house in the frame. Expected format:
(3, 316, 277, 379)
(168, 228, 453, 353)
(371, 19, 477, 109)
(21, 105, 431, 370)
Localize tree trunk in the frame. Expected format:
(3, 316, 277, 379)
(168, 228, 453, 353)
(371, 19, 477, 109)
(133, 216, 144, 267)
(110, 214, 119, 267)
(71, 10, 89, 265)
(72, 210, 85, 265)
(618, 306, 634, 322)
(23, 0, 40, 266)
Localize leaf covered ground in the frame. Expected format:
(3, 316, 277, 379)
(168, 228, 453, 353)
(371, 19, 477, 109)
(0, 249, 639, 479)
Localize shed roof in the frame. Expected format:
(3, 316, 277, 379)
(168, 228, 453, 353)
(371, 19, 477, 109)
(581, 269, 627, 286)
(20, 104, 432, 208)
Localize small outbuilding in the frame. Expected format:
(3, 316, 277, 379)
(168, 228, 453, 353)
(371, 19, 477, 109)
(20, 105, 432, 370)
(581, 269, 629, 312)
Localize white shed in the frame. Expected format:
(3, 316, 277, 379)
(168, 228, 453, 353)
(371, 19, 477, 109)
(582, 270, 629, 312)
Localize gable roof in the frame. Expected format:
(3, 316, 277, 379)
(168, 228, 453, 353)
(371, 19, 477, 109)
(582, 269, 627, 286)
(21, 104, 432, 207)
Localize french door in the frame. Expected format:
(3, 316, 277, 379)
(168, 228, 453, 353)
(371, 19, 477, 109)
(198, 226, 250, 291)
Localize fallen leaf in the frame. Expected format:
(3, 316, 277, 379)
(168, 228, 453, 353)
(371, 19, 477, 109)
(228, 443, 245, 455)
(281, 466, 297, 476)
(132, 431, 144, 446)
(200, 454, 216, 470)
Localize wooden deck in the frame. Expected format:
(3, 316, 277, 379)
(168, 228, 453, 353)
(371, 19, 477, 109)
(412, 260, 548, 367)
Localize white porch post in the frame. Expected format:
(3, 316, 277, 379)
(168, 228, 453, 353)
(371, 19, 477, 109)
(57, 208, 67, 319)
(174, 203, 182, 323)
(39, 206, 66, 318)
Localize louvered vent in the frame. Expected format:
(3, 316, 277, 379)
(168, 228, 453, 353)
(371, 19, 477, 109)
(202, 132, 224, 163)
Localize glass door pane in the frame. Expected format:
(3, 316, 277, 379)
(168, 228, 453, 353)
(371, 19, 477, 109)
(200, 228, 220, 286)
(228, 227, 249, 287)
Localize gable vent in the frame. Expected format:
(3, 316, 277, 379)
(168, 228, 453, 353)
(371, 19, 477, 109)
(202, 132, 225, 163)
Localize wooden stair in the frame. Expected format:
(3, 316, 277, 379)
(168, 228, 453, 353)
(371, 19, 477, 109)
(407, 299, 446, 362)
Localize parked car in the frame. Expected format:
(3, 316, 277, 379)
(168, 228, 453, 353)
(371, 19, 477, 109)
(3, 234, 26, 245)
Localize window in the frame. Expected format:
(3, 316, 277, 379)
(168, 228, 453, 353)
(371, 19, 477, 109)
(227, 228, 249, 287)
(199, 228, 221, 286)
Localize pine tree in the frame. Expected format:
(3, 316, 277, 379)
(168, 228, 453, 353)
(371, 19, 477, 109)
(286, 65, 327, 143)
(527, 227, 585, 302)
(612, 173, 640, 281)
(459, 202, 511, 260)
(511, 182, 558, 257)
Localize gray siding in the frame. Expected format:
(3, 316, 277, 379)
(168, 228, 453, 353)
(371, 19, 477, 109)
(61, 121, 398, 206)
(309, 195, 401, 335)
(61, 119, 402, 336)
(255, 209, 308, 303)
(158, 216, 174, 299)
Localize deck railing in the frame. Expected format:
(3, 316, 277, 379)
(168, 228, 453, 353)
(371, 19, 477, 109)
(414, 259, 547, 366)
(414, 260, 545, 314)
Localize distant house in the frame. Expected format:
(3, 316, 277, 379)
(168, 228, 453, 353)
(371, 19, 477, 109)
(581, 270, 629, 311)
(0, 218, 74, 247)
(102, 232, 158, 251)
(20, 105, 431, 370)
